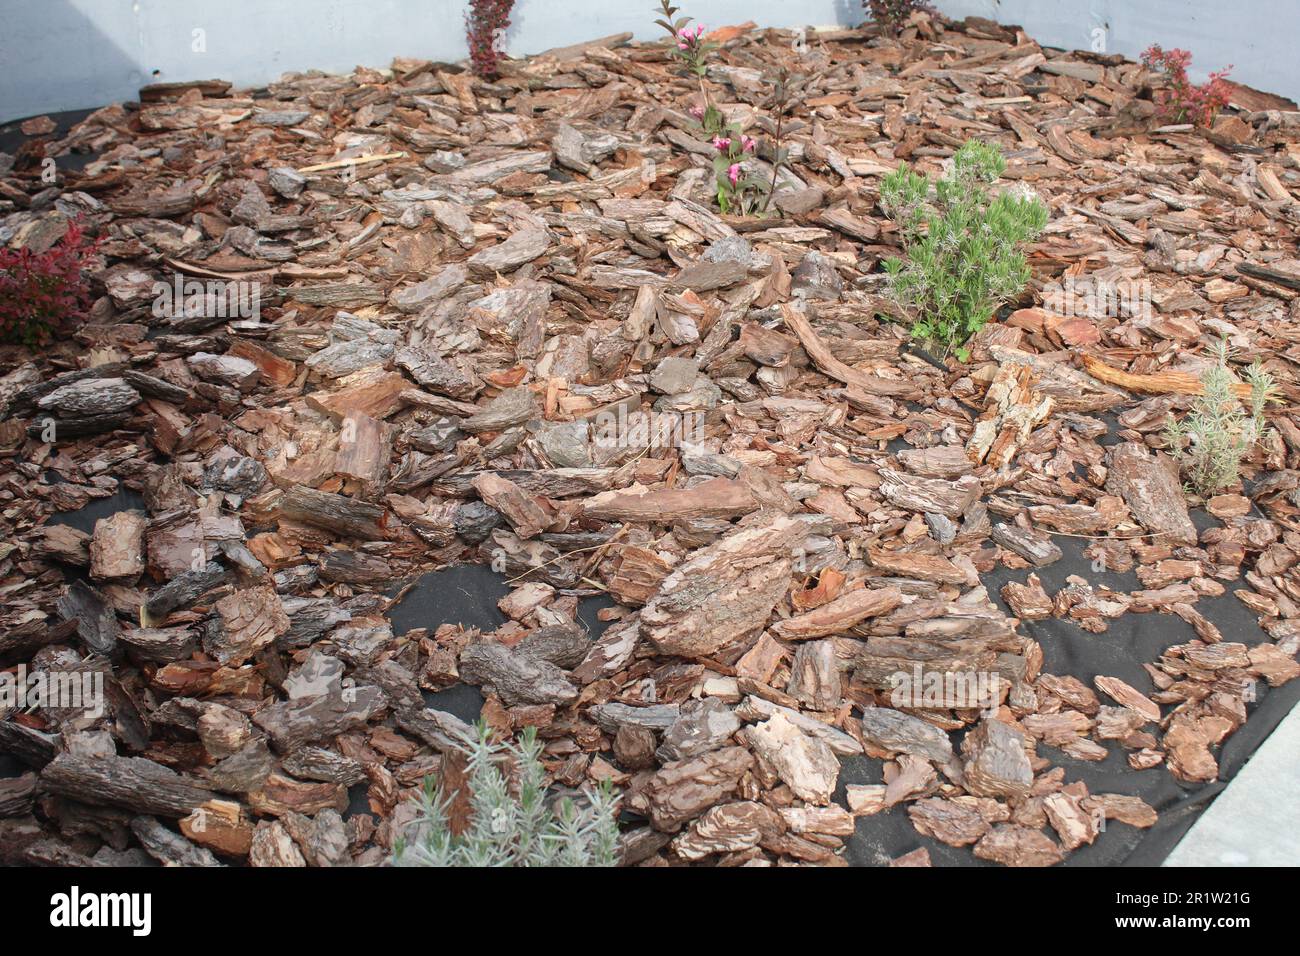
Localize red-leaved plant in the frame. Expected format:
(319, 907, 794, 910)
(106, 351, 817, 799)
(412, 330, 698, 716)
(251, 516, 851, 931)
(465, 0, 515, 79)
(1141, 45, 1233, 128)
(0, 219, 101, 347)
(863, 0, 935, 36)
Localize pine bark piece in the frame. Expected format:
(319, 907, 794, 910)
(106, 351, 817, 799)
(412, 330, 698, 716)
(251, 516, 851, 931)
(641, 513, 805, 658)
(459, 386, 537, 433)
(896, 445, 974, 479)
(772, 586, 903, 640)
(605, 546, 674, 606)
(656, 698, 740, 762)
(1094, 675, 1160, 723)
(1042, 790, 1099, 850)
(991, 523, 1063, 567)
(866, 545, 968, 584)
(1001, 574, 1054, 620)
(1163, 713, 1225, 783)
(141, 561, 229, 626)
(467, 229, 551, 276)
(736, 696, 864, 755)
(120, 627, 199, 663)
(641, 745, 755, 832)
(252, 687, 388, 753)
(55, 579, 121, 656)
(279, 484, 386, 539)
(446, 150, 552, 185)
(973, 824, 1064, 867)
(209, 586, 290, 666)
(472, 472, 551, 538)
(671, 801, 783, 861)
(180, 800, 255, 857)
(305, 368, 409, 421)
(614, 726, 658, 770)
(187, 353, 260, 391)
(787, 640, 842, 711)
(515, 622, 591, 669)
(908, 797, 990, 847)
(0, 774, 38, 817)
(249, 820, 306, 867)
(36, 377, 140, 416)
(1083, 793, 1157, 829)
(335, 412, 391, 490)
(1104, 442, 1198, 545)
(1081, 354, 1253, 398)
(89, 511, 147, 583)
(41, 754, 214, 816)
(131, 815, 223, 866)
(458, 641, 577, 707)
(878, 468, 982, 517)
(781, 304, 920, 398)
(858, 707, 956, 764)
(961, 719, 1033, 799)
(393, 346, 478, 399)
(34, 524, 91, 565)
(967, 363, 1054, 469)
(583, 477, 758, 522)
(743, 712, 840, 804)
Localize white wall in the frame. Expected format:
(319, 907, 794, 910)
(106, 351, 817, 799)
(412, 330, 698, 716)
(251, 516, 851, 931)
(0, 0, 1295, 123)
(939, 0, 1296, 102)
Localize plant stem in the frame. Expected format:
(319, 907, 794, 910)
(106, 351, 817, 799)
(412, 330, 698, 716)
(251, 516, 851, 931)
(761, 108, 785, 213)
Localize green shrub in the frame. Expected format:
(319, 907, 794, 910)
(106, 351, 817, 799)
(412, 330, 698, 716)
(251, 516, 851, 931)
(392, 722, 621, 867)
(1163, 339, 1276, 497)
(879, 140, 1048, 360)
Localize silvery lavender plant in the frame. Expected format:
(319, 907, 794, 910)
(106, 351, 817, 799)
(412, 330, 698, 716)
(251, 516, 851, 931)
(392, 721, 621, 867)
(1164, 339, 1276, 497)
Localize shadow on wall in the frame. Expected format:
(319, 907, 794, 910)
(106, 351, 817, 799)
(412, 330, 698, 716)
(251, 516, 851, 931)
(0, 0, 143, 123)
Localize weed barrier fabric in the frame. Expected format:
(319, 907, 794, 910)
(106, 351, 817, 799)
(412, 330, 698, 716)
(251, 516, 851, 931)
(845, 532, 1300, 867)
(381, 546, 1299, 867)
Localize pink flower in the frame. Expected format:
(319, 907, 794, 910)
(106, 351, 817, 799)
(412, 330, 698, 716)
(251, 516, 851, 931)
(694, 24, 705, 38)
(678, 41, 689, 49)
(712, 135, 731, 151)
(741, 135, 756, 152)
(689, 105, 704, 119)
(727, 163, 741, 185)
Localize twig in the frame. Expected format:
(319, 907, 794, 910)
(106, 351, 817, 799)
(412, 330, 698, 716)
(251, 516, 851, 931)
(297, 152, 407, 173)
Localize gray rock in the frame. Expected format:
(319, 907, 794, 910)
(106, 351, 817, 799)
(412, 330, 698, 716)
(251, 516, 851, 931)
(453, 500, 504, 544)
